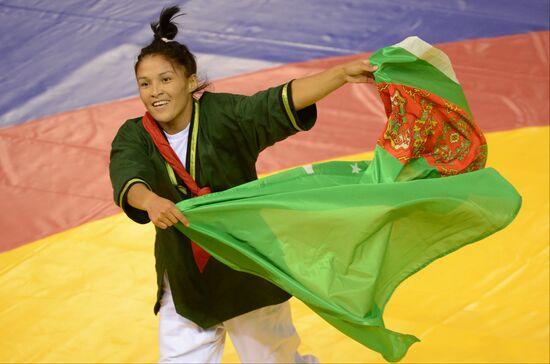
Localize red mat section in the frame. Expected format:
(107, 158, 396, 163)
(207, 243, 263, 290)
(1, 32, 547, 252)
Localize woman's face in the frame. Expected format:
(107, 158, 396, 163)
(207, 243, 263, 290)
(136, 55, 197, 134)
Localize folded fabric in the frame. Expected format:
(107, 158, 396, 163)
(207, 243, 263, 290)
(175, 37, 521, 362)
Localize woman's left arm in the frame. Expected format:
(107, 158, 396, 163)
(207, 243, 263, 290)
(291, 59, 377, 110)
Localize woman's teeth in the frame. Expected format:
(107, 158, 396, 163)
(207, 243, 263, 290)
(153, 100, 169, 107)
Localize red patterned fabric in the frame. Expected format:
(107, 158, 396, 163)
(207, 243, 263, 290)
(376, 83, 487, 175)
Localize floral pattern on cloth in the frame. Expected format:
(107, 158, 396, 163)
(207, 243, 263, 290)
(376, 83, 488, 176)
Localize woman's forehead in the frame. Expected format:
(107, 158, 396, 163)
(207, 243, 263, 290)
(136, 55, 182, 77)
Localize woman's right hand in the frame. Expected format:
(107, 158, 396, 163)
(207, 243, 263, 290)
(127, 182, 190, 229)
(143, 194, 190, 229)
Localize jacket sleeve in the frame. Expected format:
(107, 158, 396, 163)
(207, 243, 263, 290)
(232, 81, 317, 154)
(109, 119, 154, 224)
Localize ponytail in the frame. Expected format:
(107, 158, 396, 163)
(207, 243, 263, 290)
(135, 6, 209, 93)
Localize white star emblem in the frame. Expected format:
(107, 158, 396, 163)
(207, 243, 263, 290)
(303, 164, 314, 174)
(351, 163, 361, 174)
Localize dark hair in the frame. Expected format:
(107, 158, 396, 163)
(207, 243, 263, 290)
(135, 6, 208, 93)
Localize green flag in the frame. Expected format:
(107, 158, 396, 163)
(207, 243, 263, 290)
(175, 37, 521, 362)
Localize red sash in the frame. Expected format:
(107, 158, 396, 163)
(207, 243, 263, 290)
(142, 111, 211, 273)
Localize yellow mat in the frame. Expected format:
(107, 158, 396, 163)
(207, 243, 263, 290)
(0, 126, 548, 363)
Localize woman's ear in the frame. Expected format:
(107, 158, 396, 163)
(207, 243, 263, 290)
(188, 74, 198, 93)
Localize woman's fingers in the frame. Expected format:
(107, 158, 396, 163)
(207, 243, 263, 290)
(360, 59, 378, 72)
(154, 219, 168, 229)
(153, 208, 189, 229)
(163, 207, 189, 227)
(343, 59, 377, 84)
(146, 195, 190, 229)
(173, 209, 190, 227)
(164, 212, 179, 225)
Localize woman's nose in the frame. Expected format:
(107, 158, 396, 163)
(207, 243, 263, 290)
(151, 82, 163, 97)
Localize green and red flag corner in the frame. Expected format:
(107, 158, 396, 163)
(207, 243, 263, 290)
(174, 37, 521, 362)
(370, 36, 487, 177)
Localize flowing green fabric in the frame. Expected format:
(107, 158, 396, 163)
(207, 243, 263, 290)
(174, 37, 521, 362)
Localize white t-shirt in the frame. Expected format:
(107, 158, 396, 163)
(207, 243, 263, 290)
(164, 124, 190, 167)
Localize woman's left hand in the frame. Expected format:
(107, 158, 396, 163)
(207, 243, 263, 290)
(341, 59, 378, 84)
(291, 58, 378, 110)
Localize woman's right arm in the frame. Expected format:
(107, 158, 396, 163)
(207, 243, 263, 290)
(127, 183, 189, 229)
(110, 120, 189, 229)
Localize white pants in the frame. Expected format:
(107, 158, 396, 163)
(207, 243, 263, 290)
(159, 275, 318, 363)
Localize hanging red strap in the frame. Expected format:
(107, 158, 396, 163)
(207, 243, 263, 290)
(142, 111, 211, 273)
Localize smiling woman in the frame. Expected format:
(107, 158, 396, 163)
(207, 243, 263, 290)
(109, 5, 378, 364)
(136, 55, 198, 134)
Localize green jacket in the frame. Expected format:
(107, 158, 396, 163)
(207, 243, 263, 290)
(109, 82, 317, 328)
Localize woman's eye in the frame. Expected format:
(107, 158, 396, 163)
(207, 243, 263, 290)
(163, 77, 172, 83)
(140, 82, 149, 87)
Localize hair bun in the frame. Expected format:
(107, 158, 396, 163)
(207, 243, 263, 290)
(150, 6, 181, 41)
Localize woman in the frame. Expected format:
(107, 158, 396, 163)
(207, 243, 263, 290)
(109, 6, 377, 363)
